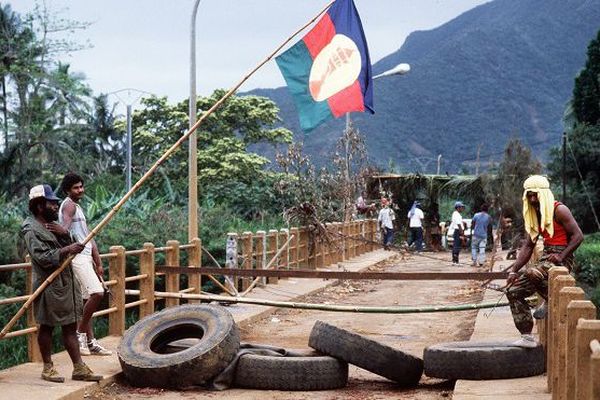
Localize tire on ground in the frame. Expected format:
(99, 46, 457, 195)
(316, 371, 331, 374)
(234, 349, 348, 390)
(118, 304, 240, 388)
(308, 320, 423, 386)
(423, 340, 545, 380)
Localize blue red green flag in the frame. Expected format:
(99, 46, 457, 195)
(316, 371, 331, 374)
(276, 0, 374, 132)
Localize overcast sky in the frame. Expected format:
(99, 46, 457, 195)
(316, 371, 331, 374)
(12, 0, 489, 103)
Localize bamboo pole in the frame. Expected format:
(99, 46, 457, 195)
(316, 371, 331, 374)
(0, 1, 335, 340)
(142, 290, 510, 314)
(240, 234, 295, 297)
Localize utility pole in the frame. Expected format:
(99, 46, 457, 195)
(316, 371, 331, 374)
(126, 104, 132, 190)
(188, 0, 202, 242)
(436, 154, 442, 175)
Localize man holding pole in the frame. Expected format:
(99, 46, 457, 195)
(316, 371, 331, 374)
(506, 175, 583, 347)
(59, 173, 112, 356)
(20, 184, 102, 382)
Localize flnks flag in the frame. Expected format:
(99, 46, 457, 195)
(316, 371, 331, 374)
(276, 0, 373, 132)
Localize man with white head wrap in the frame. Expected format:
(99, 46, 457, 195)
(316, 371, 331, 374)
(505, 175, 583, 347)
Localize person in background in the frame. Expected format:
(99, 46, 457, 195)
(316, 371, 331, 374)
(471, 204, 491, 266)
(429, 203, 443, 252)
(378, 197, 395, 250)
(355, 191, 376, 218)
(20, 184, 102, 383)
(407, 201, 424, 253)
(450, 201, 466, 265)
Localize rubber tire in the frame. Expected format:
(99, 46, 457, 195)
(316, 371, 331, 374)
(423, 340, 545, 380)
(308, 320, 423, 386)
(234, 348, 348, 390)
(118, 304, 240, 388)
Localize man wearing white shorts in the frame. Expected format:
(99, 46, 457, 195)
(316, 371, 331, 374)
(59, 173, 111, 356)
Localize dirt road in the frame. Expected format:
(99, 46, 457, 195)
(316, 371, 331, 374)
(92, 252, 486, 400)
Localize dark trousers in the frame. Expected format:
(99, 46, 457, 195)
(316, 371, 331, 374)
(408, 227, 423, 251)
(382, 227, 394, 248)
(452, 230, 461, 263)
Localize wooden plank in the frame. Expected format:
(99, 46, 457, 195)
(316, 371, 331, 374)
(155, 266, 507, 280)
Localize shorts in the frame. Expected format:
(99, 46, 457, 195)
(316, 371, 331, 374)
(71, 254, 104, 300)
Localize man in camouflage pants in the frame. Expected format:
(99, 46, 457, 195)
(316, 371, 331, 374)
(505, 175, 583, 348)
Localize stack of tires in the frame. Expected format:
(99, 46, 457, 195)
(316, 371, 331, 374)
(118, 307, 425, 390)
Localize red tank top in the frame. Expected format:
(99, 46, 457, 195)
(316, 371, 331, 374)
(541, 202, 568, 246)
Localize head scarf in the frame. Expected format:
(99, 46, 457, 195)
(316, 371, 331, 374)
(408, 201, 419, 217)
(522, 175, 555, 241)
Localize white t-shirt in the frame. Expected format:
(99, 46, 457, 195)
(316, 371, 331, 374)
(407, 208, 424, 228)
(449, 210, 463, 233)
(378, 207, 395, 229)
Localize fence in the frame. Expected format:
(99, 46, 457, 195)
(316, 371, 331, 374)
(541, 266, 600, 400)
(0, 219, 378, 364)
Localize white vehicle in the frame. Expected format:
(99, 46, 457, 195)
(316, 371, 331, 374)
(446, 218, 472, 247)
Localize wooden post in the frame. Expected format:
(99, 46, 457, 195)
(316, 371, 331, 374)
(267, 230, 278, 284)
(331, 223, 339, 266)
(165, 240, 180, 307)
(25, 264, 42, 362)
(240, 232, 253, 292)
(547, 266, 571, 391)
(289, 227, 299, 269)
(591, 351, 600, 400)
(359, 220, 366, 255)
(188, 238, 201, 303)
(280, 229, 289, 278)
(139, 242, 155, 317)
(255, 231, 266, 286)
(226, 233, 239, 288)
(343, 223, 350, 260)
(575, 319, 600, 400)
(555, 286, 585, 400)
(565, 300, 596, 400)
(108, 245, 126, 336)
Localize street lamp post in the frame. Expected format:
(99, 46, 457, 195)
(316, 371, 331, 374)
(188, 0, 202, 242)
(107, 88, 152, 191)
(343, 63, 411, 220)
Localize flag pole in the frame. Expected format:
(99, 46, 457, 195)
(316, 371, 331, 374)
(0, 0, 335, 340)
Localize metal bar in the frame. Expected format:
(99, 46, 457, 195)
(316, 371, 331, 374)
(155, 266, 507, 281)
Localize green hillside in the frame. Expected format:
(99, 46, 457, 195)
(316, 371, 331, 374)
(249, 0, 600, 173)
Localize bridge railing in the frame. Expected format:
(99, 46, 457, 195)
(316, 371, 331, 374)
(0, 219, 378, 364)
(543, 266, 600, 400)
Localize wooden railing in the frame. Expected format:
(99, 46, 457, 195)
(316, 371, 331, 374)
(541, 266, 600, 400)
(0, 219, 378, 364)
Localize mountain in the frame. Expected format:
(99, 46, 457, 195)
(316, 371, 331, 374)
(248, 0, 600, 173)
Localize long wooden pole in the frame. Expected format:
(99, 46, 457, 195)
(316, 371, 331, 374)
(126, 289, 510, 314)
(0, 1, 335, 340)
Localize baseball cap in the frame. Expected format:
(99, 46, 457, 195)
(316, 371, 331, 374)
(29, 184, 60, 201)
(454, 201, 465, 209)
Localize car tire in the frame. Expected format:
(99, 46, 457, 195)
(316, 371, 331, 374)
(308, 320, 423, 386)
(233, 348, 348, 390)
(118, 304, 240, 388)
(423, 340, 545, 380)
